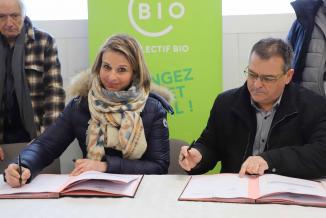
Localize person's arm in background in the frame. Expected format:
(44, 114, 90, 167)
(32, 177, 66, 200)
(287, 19, 303, 84)
(41, 35, 65, 132)
(287, 20, 300, 48)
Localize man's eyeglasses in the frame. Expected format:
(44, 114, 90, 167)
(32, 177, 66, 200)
(244, 67, 286, 84)
(0, 13, 22, 22)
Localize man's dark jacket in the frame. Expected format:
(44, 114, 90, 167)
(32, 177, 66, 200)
(191, 82, 326, 179)
(18, 93, 172, 180)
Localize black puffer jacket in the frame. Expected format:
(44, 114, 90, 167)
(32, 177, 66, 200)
(18, 70, 174, 180)
(20, 92, 173, 180)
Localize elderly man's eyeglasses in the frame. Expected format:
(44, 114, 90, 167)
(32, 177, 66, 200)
(0, 13, 22, 22)
(244, 67, 286, 84)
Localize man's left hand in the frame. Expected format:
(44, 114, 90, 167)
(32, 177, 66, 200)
(239, 156, 268, 177)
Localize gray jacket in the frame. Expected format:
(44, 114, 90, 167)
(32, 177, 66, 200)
(288, 0, 326, 96)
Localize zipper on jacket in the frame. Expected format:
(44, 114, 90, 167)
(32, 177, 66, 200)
(242, 133, 252, 163)
(265, 111, 298, 150)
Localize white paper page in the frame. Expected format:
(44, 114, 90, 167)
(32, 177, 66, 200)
(181, 174, 249, 199)
(259, 174, 326, 198)
(261, 192, 326, 205)
(0, 174, 69, 195)
(62, 171, 141, 190)
(62, 176, 142, 196)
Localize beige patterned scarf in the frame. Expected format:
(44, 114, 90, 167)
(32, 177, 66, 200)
(87, 77, 148, 161)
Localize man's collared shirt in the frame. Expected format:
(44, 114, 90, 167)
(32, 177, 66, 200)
(251, 96, 282, 155)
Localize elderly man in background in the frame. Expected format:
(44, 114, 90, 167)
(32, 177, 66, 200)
(0, 0, 65, 160)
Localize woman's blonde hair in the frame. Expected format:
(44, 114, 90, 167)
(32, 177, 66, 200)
(91, 34, 151, 92)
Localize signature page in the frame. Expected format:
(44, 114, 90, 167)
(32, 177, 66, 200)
(61, 176, 142, 197)
(259, 174, 326, 197)
(0, 174, 68, 196)
(180, 174, 249, 201)
(59, 171, 143, 197)
(60, 171, 141, 191)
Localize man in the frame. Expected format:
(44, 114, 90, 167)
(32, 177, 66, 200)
(0, 0, 65, 160)
(179, 38, 326, 179)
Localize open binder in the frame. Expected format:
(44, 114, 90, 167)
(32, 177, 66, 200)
(0, 171, 143, 199)
(179, 173, 326, 207)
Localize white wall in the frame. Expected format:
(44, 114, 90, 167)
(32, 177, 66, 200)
(222, 13, 296, 90)
(33, 20, 89, 90)
(32, 13, 297, 173)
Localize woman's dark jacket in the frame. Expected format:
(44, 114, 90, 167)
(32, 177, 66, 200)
(191, 82, 326, 179)
(19, 92, 173, 180)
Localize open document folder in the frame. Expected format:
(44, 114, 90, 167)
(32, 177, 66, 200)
(0, 171, 143, 199)
(179, 173, 326, 207)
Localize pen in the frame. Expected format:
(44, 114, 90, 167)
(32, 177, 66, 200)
(181, 140, 196, 161)
(187, 140, 196, 151)
(18, 154, 22, 187)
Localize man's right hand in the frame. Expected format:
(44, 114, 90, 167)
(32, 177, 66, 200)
(4, 164, 31, 188)
(178, 145, 202, 171)
(0, 146, 4, 160)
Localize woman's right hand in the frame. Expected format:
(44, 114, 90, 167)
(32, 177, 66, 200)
(178, 146, 202, 171)
(4, 164, 31, 188)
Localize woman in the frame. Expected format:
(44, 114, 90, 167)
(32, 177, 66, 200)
(4, 34, 173, 187)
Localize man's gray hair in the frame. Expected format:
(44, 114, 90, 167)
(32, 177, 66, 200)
(17, 0, 26, 17)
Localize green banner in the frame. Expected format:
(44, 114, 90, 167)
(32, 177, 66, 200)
(88, 0, 222, 144)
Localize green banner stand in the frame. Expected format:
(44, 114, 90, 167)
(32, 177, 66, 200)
(88, 0, 222, 172)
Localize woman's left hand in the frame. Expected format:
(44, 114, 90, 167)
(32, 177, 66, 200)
(70, 159, 108, 176)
